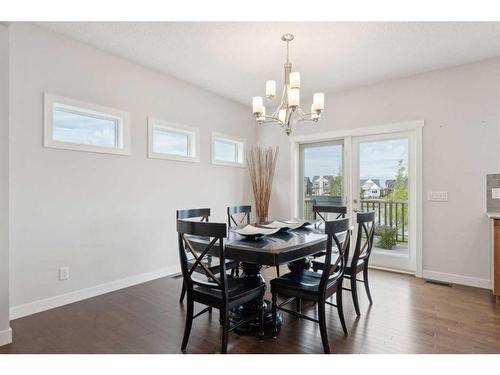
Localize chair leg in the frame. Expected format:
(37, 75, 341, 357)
(336, 285, 348, 335)
(181, 297, 194, 353)
(318, 300, 330, 354)
(276, 265, 280, 277)
(351, 274, 361, 316)
(221, 308, 229, 354)
(258, 292, 265, 340)
(363, 265, 373, 304)
(179, 281, 186, 303)
(272, 291, 278, 337)
(235, 263, 240, 277)
(230, 267, 235, 277)
(296, 298, 301, 314)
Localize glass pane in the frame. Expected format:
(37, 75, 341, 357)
(358, 138, 409, 254)
(301, 142, 343, 219)
(53, 108, 118, 148)
(153, 127, 189, 156)
(214, 139, 237, 162)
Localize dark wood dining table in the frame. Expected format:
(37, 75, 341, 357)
(186, 224, 328, 336)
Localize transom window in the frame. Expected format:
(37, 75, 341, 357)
(212, 133, 245, 167)
(148, 118, 200, 163)
(44, 93, 130, 155)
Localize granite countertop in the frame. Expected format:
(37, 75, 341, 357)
(487, 212, 500, 219)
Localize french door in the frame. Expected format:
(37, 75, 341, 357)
(298, 129, 418, 274)
(351, 131, 416, 273)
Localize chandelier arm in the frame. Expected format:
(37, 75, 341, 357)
(295, 113, 321, 123)
(259, 115, 285, 127)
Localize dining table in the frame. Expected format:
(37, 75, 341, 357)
(186, 223, 329, 336)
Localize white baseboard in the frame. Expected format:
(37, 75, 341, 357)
(422, 270, 492, 290)
(0, 327, 12, 346)
(10, 265, 180, 320)
(369, 265, 416, 275)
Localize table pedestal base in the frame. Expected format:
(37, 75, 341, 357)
(230, 262, 283, 336)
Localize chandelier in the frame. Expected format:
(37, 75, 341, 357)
(252, 33, 325, 136)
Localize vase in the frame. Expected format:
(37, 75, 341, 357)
(257, 216, 268, 224)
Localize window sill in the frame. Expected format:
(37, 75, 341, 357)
(149, 152, 200, 163)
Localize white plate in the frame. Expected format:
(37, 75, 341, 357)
(261, 220, 303, 231)
(233, 224, 280, 237)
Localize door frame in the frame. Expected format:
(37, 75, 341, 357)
(289, 120, 424, 277)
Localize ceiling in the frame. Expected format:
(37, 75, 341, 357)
(38, 22, 500, 106)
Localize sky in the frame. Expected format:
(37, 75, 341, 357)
(53, 109, 118, 147)
(304, 138, 408, 186)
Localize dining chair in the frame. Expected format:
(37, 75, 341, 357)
(311, 205, 347, 259)
(177, 208, 239, 304)
(226, 205, 282, 277)
(270, 218, 351, 354)
(177, 219, 265, 353)
(312, 211, 375, 316)
(313, 205, 347, 224)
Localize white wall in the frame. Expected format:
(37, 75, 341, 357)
(9, 23, 257, 316)
(259, 58, 500, 288)
(0, 24, 12, 345)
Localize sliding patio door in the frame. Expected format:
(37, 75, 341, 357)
(299, 140, 345, 220)
(351, 131, 416, 273)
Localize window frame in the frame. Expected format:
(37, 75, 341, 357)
(211, 132, 246, 167)
(148, 117, 200, 163)
(43, 93, 131, 156)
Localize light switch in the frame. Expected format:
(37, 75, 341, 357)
(428, 191, 448, 202)
(492, 188, 500, 199)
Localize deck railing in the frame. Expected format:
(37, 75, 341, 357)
(303, 197, 408, 242)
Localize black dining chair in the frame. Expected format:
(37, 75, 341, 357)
(177, 208, 239, 303)
(313, 211, 375, 316)
(226, 205, 282, 277)
(177, 219, 265, 353)
(311, 205, 347, 259)
(271, 218, 351, 354)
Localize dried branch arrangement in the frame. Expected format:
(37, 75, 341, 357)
(246, 145, 279, 223)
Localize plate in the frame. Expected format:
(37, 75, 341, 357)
(233, 224, 281, 238)
(262, 219, 318, 231)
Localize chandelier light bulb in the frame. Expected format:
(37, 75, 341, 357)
(288, 88, 300, 108)
(252, 96, 263, 114)
(289, 72, 301, 89)
(265, 80, 276, 98)
(313, 92, 325, 110)
(311, 104, 320, 120)
(257, 107, 266, 123)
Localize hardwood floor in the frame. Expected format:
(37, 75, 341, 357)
(1, 268, 499, 354)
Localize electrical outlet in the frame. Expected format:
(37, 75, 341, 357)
(492, 188, 500, 199)
(59, 267, 69, 281)
(428, 191, 448, 202)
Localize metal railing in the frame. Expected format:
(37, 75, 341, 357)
(303, 197, 408, 242)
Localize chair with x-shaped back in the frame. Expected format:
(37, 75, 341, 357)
(177, 217, 265, 353)
(313, 211, 375, 316)
(270, 218, 351, 353)
(311, 205, 347, 259)
(177, 208, 239, 303)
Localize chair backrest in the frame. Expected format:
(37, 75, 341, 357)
(177, 219, 229, 300)
(227, 205, 251, 228)
(352, 211, 376, 266)
(313, 205, 347, 227)
(177, 208, 210, 222)
(319, 218, 351, 296)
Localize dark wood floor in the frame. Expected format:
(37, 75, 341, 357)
(1, 268, 500, 354)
